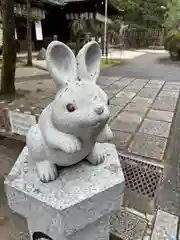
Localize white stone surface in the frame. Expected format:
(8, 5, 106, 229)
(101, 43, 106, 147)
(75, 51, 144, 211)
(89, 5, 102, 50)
(27, 41, 114, 183)
(103, 49, 145, 60)
(136, 49, 166, 54)
(5, 143, 124, 240)
(67, 214, 110, 240)
(151, 210, 178, 240)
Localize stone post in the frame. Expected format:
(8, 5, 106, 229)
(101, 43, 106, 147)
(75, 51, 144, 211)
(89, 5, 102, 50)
(5, 143, 124, 240)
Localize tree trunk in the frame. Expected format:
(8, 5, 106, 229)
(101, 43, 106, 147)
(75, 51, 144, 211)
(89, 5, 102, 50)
(75, 36, 80, 56)
(1, 0, 16, 99)
(26, 0, 32, 66)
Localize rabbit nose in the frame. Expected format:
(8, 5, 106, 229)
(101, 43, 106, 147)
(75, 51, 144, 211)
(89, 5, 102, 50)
(94, 106, 104, 115)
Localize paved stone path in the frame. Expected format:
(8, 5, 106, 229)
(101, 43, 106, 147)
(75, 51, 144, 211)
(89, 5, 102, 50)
(102, 75, 180, 239)
(103, 75, 180, 240)
(151, 210, 179, 240)
(101, 52, 180, 81)
(97, 76, 179, 163)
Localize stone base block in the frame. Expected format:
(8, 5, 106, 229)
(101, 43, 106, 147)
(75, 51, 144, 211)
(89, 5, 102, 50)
(67, 214, 110, 240)
(4, 143, 124, 240)
(151, 210, 178, 240)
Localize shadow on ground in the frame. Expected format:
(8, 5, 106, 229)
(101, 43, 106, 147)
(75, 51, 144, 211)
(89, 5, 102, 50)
(157, 56, 180, 67)
(0, 138, 29, 240)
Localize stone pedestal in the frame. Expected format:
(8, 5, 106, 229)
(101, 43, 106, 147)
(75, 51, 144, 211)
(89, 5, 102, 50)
(4, 143, 124, 240)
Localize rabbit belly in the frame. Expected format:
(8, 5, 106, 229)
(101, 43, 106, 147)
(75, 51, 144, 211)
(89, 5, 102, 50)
(27, 125, 93, 167)
(45, 139, 94, 166)
(46, 148, 90, 167)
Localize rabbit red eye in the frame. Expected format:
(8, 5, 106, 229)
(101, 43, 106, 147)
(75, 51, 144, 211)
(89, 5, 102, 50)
(66, 104, 75, 112)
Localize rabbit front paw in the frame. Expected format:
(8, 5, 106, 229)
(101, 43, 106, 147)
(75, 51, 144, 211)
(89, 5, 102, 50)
(87, 143, 106, 165)
(60, 136, 82, 153)
(36, 161, 58, 183)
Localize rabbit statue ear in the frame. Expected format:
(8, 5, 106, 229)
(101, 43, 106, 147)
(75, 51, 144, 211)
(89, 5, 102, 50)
(46, 41, 77, 88)
(76, 41, 101, 83)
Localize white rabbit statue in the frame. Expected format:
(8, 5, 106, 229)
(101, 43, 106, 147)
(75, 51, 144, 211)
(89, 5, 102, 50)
(26, 40, 114, 183)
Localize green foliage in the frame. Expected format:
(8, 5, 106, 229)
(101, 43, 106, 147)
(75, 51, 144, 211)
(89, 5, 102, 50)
(87, 19, 104, 37)
(71, 19, 85, 38)
(169, 34, 180, 51)
(173, 33, 180, 40)
(108, 17, 122, 43)
(70, 18, 103, 39)
(31, 14, 41, 22)
(100, 59, 120, 68)
(111, 0, 166, 28)
(164, 34, 175, 50)
(164, 32, 180, 60)
(127, 23, 148, 31)
(164, 0, 180, 46)
(66, 42, 76, 50)
(165, 0, 180, 28)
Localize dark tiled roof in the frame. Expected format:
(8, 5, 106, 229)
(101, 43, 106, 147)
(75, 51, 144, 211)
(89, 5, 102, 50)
(45, 0, 84, 6)
(45, 0, 122, 14)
